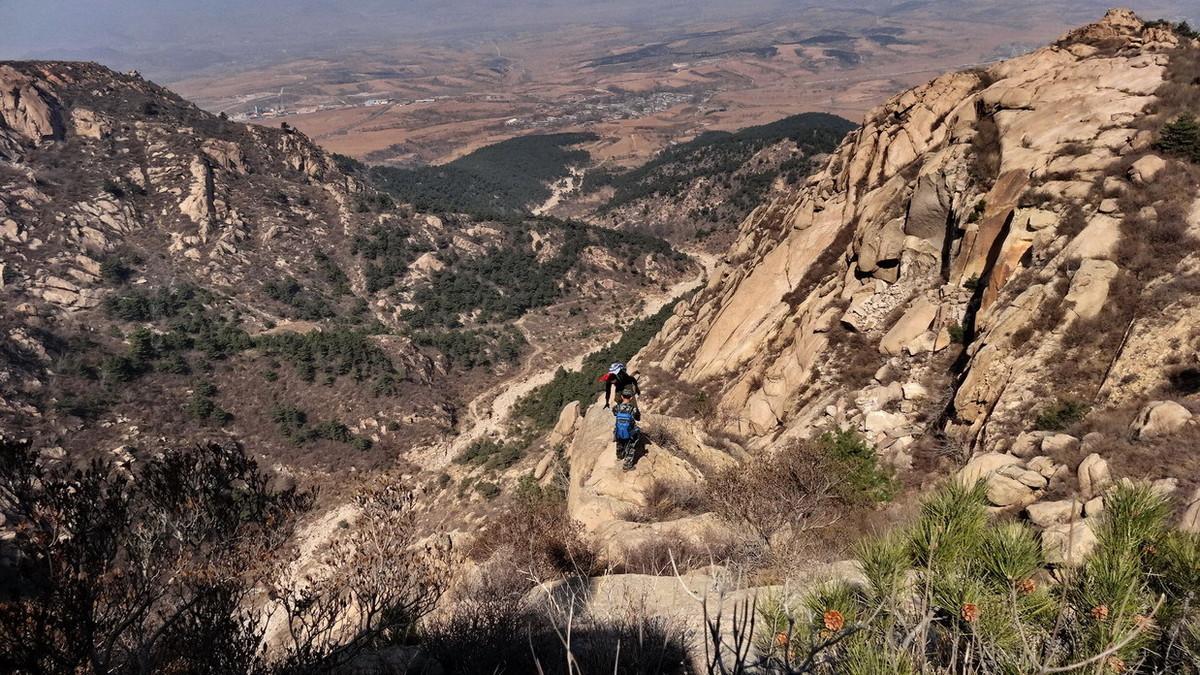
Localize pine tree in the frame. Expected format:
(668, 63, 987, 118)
(1156, 114, 1200, 163)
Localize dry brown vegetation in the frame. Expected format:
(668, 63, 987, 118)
(624, 477, 708, 523)
(643, 366, 723, 423)
(706, 432, 895, 571)
(467, 486, 602, 581)
(1030, 40, 1200, 407)
(1065, 402, 1200, 507)
(1118, 41, 1200, 293)
(0, 439, 451, 674)
(968, 107, 1002, 186)
(825, 322, 885, 388)
(617, 532, 741, 576)
(420, 589, 692, 675)
(1051, 272, 1140, 400)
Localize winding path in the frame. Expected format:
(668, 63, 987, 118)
(435, 247, 719, 466)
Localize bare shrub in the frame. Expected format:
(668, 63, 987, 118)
(271, 483, 450, 671)
(968, 108, 1001, 186)
(618, 531, 741, 576)
(1017, 188, 1055, 208)
(643, 366, 720, 421)
(1116, 165, 1197, 283)
(1043, 168, 1079, 182)
(706, 432, 893, 559)
(1148, 44, 1200, 120)
(421, 596, 692, 675)
(468, 489, 602, 580)
(625, 477, 708, 523)
(1060, 141, 1091, 156)
(1059, 201, 1088, 237)
(1054, 272, 1139, 398)
(0, 439, 312, 674)
(826, 324, 883, 388)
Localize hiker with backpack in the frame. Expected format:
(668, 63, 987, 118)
(612, 388, 641, 471)
(600, 362, 640, 409)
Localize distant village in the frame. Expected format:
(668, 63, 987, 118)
(230, 94, 442, 121)
(230, 89, 697, 128)
(506, 90, 697, 130)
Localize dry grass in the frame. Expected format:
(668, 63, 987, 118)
(1142, 45, 1200, 126)
(1115, 165, 1198, 283)
(1059, 141, 1092, 157)
(826, 323, 885, 388)
(968, 106, 1001, 187)
(643, 366, 723, 423)
(1017, 188, 1056, 209)
(622, 477, 707, 523)
(1065, 403, 1200, 512)
(1052, 272, 1139, 400)
(616, 531, 741, 575)
(467, 494, 602, 579)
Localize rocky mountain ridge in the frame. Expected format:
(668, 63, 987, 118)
(546, 9, 1200, 561)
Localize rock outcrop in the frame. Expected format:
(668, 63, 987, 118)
(641, 10, 1196, 472)
(0, 65, 64, 147)
(559, 397, 743, 553)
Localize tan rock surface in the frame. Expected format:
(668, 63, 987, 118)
(1130, 400, 1193, 439)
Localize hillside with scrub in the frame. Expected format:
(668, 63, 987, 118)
(4, 9, 1200, 674)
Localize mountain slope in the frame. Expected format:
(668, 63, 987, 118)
(361, 132, 600, 217)
(575, 112, 856, 243)
(549, 10, 1200, 556)
(0, 62, 689, 472)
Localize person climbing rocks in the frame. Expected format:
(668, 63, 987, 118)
(600, 362, 640, 409)
(612, 387, 640, 471)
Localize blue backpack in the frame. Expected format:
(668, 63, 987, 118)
(614, 408, 637, 441)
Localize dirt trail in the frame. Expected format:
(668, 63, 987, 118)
(532, 167, 583, 216)
(430, 247, 719, 467)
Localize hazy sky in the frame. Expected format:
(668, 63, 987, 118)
(2, 0, 1196, 79)
(0, 1, 790, 54)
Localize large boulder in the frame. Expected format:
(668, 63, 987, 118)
(1011, 431, 1049, 458)
(1129, 154, 1166, 185)
(905, 171, 954, 250)
(864, 410, 907, 438)
(548, 401, 582, 446)
(1064, 215, 1121, 261)
(957, 452, 1024, 487)
(986, 473, 1039, 507)
(858, 216, 907, 274)
(1041, 433, 1080, 455)
(1026, 499, 1082, 527)
(879, 296, 939, 356)
(1130, 400, 1193, 440)
(1064, 259, 1119, 321)
(0, 65, 64, 144)
(1077, 453, 1112, 498)
(1042, 519, 1098, 566)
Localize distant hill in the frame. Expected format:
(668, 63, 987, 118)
(360, 132, 598, 217)
(580, 112, 857, 241)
